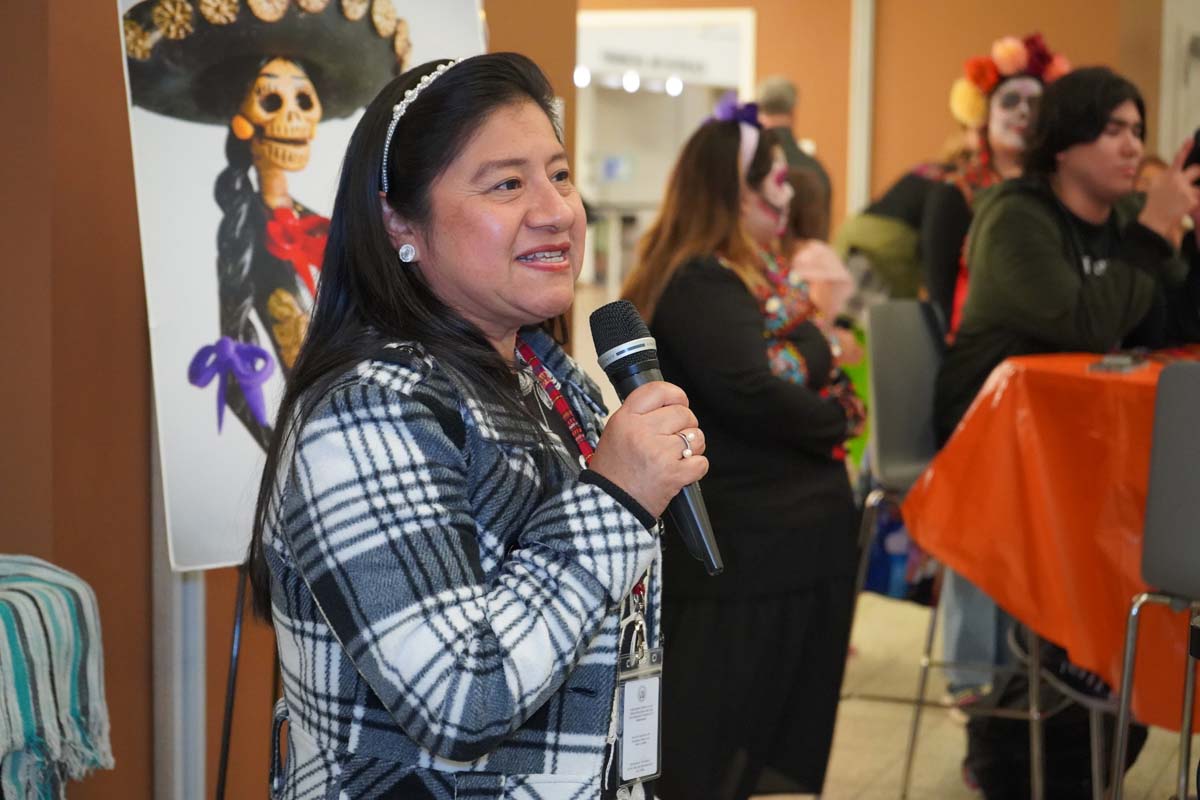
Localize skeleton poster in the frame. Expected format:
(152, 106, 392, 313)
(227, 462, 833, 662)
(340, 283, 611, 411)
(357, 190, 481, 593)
(118, 0, 485, 570)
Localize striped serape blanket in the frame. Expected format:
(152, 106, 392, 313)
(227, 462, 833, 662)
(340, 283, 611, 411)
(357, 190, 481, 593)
(0, 555, 113, 798)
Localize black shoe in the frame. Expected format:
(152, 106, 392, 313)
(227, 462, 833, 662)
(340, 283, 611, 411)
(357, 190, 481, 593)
(1007, 624, 1118, 712)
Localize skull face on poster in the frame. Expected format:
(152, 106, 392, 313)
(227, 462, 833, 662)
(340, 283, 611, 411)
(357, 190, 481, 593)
(124, 0, 411, 450)
(237, 58, 324, 176)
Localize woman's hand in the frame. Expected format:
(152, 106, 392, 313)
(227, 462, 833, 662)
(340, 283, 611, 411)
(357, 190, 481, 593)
(1139, 138, 1200, 248)
(831, 327, 864, 366)
(588, 382, 709, 518)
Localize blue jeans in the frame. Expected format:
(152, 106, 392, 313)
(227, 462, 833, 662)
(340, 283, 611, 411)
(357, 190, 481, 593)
(942, 568, 1013, 693)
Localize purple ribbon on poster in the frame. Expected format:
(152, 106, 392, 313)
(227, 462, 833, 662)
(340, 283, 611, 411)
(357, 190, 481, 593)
(707, 91, 760, 127)
(187, 337, 275, 431)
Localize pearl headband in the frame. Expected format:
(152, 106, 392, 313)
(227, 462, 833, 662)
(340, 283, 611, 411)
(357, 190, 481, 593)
(380, 60, 457, 194)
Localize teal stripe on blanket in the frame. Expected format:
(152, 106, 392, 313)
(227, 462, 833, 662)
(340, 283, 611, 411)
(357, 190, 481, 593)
(0, 601, 37, 742)
(18, 580, 91, 759)
(0, 555, 113, 798)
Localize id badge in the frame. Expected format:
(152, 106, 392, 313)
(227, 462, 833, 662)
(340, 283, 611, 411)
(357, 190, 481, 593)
(616, 646, 663, 786)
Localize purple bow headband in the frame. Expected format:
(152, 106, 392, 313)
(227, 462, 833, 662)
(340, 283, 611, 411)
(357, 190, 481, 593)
(706, 92, 762, 177)
(707, 92, 761, 128)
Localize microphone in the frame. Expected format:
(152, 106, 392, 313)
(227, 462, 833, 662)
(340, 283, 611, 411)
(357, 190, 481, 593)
(589, 300, 723, 576)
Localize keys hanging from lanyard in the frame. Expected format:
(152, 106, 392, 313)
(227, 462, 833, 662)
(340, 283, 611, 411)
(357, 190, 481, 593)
(620, 578, 650, 666)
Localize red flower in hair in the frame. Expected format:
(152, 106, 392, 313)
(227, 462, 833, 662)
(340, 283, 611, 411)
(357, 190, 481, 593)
(964, 56, 1000, 93)
(1023, 33, 1053, 78)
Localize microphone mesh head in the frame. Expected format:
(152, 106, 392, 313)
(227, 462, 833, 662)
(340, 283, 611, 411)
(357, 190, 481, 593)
(589, 300, 651, 355)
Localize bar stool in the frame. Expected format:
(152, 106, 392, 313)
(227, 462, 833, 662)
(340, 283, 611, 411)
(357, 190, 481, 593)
(1110, 361, 1200, 800)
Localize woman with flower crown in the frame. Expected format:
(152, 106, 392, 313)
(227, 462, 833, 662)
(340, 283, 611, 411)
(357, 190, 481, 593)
(924, 34, 1071, 726)
(245, 53, 706, 799)
(926, 33, 1072, 335)
(622, 96, 864, 800)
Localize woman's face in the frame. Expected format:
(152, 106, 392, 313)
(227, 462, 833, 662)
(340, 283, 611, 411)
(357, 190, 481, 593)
(987, 76, 1042, 154)
(405, 100, 585, 346)
(741, 146, 793, 248)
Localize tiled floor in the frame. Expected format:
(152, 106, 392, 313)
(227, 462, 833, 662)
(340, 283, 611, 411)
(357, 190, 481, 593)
(570, 280, 1193, 800)
(824, 593, 1188, 799)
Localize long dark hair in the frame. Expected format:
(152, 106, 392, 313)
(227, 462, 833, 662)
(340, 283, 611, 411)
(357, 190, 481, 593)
(247, 52, 564, 617)
(622, 122, 775, 320)
(782, 166, 830, 253)
(213, 56, 287, 451)
(213, 129, 275, 449)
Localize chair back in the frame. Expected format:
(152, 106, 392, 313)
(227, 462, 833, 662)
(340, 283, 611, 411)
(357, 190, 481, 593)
(866, 300, 945, 494)
(1142, 361, 1200, 598)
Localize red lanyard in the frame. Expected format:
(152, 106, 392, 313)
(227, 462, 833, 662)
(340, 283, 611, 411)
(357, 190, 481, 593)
(516, 339, 648, 601)
(515, 337, 595, 465)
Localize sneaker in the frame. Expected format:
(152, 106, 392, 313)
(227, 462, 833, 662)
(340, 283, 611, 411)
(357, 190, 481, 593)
(943, 686, 989, 725)
(1007, 625, 1118, 712)
(961, 761, 981, 791)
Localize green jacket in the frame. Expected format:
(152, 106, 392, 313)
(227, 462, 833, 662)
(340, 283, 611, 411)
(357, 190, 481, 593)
(934, 176, 1188, 443)
(833, 212, 922, 299)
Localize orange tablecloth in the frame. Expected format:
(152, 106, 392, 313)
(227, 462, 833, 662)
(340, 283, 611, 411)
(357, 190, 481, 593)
(902, 352, 1199, 731)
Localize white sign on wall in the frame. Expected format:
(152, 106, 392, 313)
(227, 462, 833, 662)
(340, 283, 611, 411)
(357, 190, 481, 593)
(577, 9, 754, 94)
(118, 0, 485, 570)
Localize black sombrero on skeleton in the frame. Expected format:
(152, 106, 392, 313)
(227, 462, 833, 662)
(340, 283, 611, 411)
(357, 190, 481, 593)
(123, 0, 412, 123)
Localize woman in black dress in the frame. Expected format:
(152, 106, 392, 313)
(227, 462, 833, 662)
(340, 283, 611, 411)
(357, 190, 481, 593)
(622, 98, 864, 800)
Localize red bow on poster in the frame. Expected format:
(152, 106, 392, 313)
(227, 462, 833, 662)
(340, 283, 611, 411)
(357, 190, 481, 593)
(265, 207, 330, 297)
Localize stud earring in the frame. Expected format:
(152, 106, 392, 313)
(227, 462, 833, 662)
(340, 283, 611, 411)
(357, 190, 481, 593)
(398, 243, 417, 263)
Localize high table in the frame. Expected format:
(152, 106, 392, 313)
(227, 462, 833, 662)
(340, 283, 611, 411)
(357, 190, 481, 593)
(902, 350, 1200, 732)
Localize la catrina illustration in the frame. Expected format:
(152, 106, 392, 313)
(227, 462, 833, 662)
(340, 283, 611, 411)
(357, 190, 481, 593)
(124, 0, 412, 449)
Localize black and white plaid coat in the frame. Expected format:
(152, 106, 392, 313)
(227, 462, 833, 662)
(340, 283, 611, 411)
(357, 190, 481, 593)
(264, 328, 662, 799)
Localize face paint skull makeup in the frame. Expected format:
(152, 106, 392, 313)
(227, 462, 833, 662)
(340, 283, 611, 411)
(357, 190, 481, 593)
(239, 58, 324, 173)
(757, 151, 795, 235)
(987, 76, 1042, 153)
(742, 148, 795, 246)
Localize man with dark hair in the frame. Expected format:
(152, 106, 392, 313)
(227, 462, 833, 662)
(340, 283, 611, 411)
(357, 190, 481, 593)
(934, 67, 1200, 716)
(936, 66, 1200, 444)
(758, 76, 832, 238)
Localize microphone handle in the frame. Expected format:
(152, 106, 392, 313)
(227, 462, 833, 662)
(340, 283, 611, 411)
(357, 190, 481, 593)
(609, 363, 724, 576)
(666, 484, 723, 575)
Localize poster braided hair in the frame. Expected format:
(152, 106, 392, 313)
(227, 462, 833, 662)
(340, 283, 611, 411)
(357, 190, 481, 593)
(213, 130, 273, 450)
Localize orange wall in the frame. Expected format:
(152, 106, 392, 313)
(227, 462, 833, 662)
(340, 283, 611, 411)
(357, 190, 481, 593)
(49, 0, 157, 780)
(1119, 0, 1163, 151)
(870, 0, 1162, 198)
(1, 1, 157, 797)
(487, 0, 580, 164)
(0, 0, 51, 560)
(579, 0, 854, 228)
